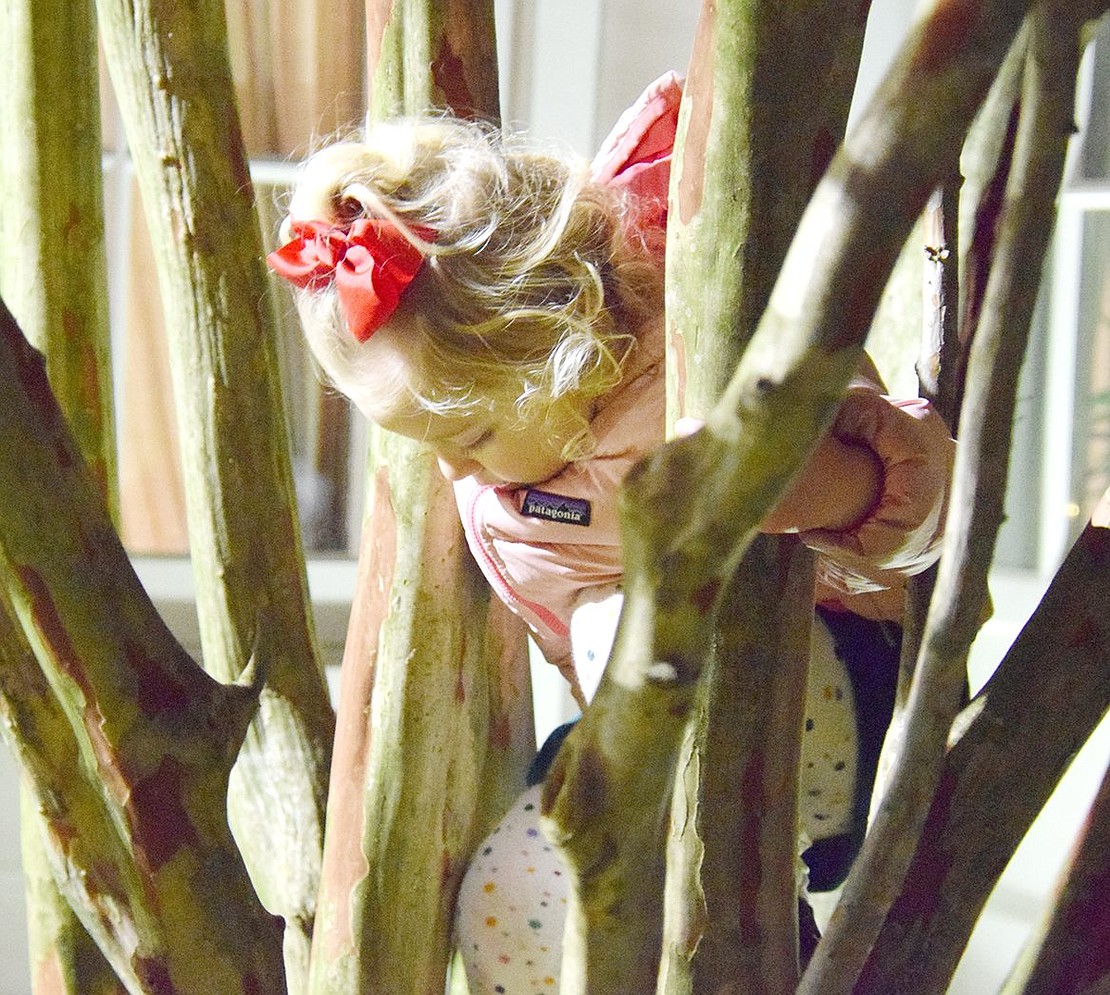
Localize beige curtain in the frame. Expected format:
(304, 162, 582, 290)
(112, 0, 367, 553)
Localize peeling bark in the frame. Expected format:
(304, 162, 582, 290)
(0, 594, 128, 995)
(668, 541, 815, 995)
(367, 0, 500, 121)
(309, 447, 533, 994)
(0, 299, 286, 992)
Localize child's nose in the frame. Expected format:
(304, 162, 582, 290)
(437, 453, 483, 481)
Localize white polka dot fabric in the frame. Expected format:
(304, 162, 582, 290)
(799, 616, 858, 844)
(455, 785, 568, 994)
(455, 614, 865, 992)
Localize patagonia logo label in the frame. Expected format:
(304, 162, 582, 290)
(521, 489, 592, 527)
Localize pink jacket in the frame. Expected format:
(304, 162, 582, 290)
(453, 74, 956, 681)
(454, 317, 954, 681)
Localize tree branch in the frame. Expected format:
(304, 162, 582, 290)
(0, 298, 285, 992)
(660, 1, 868, 990)
(1004, 709, 1110, 995)
(858, 487, 1110, 991)
(95, 0, 336, 977)
(805, 4, 1106, 989)
(545, 1, 1033, 990)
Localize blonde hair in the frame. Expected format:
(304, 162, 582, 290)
(280, 116, 663, 459)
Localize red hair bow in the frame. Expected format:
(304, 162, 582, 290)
(266, 218, 427, 341)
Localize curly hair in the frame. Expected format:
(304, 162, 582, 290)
(279, 115, 663, 459)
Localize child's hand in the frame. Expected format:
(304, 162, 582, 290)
(672, 417, 882, 536)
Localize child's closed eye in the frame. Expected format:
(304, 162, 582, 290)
(470, 429, 495, 451)
(453, 427, 495, 453)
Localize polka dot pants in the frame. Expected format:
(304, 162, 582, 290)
(455, 785, 566, 994)
(454, 611, 896, 993)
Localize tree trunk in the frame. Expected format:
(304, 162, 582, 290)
(1004, 702, 1110, 995)
(305, 2, 535, 992)
(95, 0, 336, 983)
(660, 540, 815, 995)
(0, 298, 287, 992)
(367, 0, 500, 122)
(0, 0, 115, 495)
(659, 2, 867, 992)
(0, 0, 125, 989)
(309, 453, 533, 994)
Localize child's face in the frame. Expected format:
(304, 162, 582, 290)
(339, 312, 591, 487)
(367, 398, 585, 487)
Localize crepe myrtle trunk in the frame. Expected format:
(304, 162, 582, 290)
(305, 2, 536, 993)
(367, 0, 500, 122)
(0, 0, 126, 988)
(657, 2, 868, 992)
(0, 298, 287, 992)
(95, 0, 336, 983)
(1002, 707, 1110, 995)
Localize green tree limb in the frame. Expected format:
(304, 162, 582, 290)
(659, 2, 867, 991)
(0, 0, 116, 504)
(807, 5, 1107, 989)
(95, 0, 336, 980)
(0, 0, 126, 987)
(545, 0, 1035, 990)
(0, 298, 286, 992)
(0, 588, 127, 995)
(305, 3, 535, 992)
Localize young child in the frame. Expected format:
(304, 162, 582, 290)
(268, 73, 954, 993)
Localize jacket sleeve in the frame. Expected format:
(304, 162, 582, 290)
(798, 374, 955, 599)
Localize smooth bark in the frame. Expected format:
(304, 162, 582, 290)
(0, 0, 116, 500)
(1005, 717, 1110, 995)
(659, 2, 867, 991)
(0, 298, 286, 992)
(95, 0, 336, 982)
